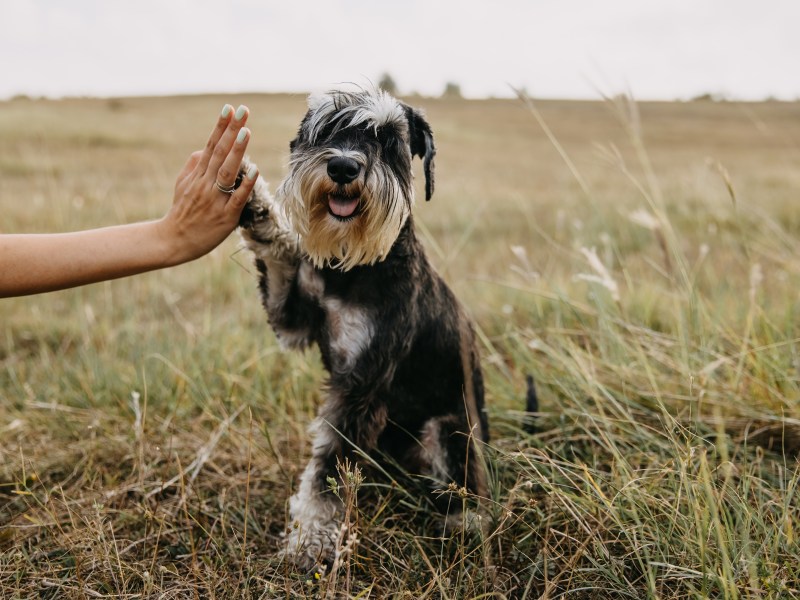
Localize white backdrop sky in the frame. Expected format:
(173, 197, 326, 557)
(3, 0, 798, 101)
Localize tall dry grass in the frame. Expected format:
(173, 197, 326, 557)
(1, 93, 800, 598)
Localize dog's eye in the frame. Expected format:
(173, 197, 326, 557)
(316, 122, 338, 143)
(375, 125, 394, 145)
(360, 124, 378, 141)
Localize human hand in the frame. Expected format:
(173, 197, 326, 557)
(159, 104, 259, 265)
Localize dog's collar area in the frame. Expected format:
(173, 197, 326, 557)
(326, 192, 361, 221)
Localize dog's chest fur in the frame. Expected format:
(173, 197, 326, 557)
(293, 219, 438, 379)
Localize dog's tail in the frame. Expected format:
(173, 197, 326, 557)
(524, 374, 539, 434)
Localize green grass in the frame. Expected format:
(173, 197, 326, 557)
(1, 93, 799, 598)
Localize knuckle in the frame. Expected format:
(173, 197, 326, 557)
(230, 188, 249, 209)
(212, 142, 228, 160)
(217, 166, 232, 181)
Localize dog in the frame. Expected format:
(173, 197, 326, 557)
(237, 88, 488, 571)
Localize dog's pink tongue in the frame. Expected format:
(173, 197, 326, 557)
(328, 195, 359, 218)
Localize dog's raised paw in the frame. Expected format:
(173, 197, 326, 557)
(236, 158, 269, 229)
(238, 200, 269, 231)
(236, 165, 288, 249)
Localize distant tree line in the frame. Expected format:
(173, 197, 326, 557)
(378, 72, 462, 98)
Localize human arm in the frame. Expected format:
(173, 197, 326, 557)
(0, 104, 257, 298)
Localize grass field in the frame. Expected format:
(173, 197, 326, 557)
(1, 92, 800, 598)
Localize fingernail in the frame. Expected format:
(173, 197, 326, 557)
(235, 105, 247, 121)
(247, 164, 258, 180)
(237, 127, 249, 143)
(221, 104, 232, 117)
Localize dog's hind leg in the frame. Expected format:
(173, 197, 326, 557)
(417, 414, 487, 511)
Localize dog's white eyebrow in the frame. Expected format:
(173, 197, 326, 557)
(304, 90, 406, 143)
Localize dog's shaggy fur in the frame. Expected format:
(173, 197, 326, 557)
(238, 88, 488, 570)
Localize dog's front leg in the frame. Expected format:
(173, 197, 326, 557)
(285, 391, 388, 571)
(238, 168, 323, 349)
(284, 416, 343, 572)
(285, 301, 401, 570)
(238, 167, 299, 264)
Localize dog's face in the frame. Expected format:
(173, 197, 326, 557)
(276, 89, 435, 270)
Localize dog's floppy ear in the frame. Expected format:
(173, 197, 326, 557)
(290, 110, 312, 152)
(403, 105, 435, 201)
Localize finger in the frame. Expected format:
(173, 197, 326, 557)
(195, 105, 234, 175)
(227, 162, 258, 216)
(215, 126, 251, 189)
(207, 105, 249, 177)
(186, 150, 204, 170)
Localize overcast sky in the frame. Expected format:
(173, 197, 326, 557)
(3, 0, 798, 101)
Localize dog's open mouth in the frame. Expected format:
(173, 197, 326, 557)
(326, 193, 361, 221)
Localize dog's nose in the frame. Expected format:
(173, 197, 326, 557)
(327, 156, 361, 184)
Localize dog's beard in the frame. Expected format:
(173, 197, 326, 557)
(278, 156, 411, 271)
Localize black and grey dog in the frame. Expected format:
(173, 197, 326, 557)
(238, 88, 488, 569)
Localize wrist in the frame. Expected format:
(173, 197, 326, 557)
(152, 217, 189, 268)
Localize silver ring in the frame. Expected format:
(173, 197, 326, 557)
(215, 180, 236, 194)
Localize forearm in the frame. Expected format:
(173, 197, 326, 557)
(0, 220, 186, 297)
(1, 105, 255, 298)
